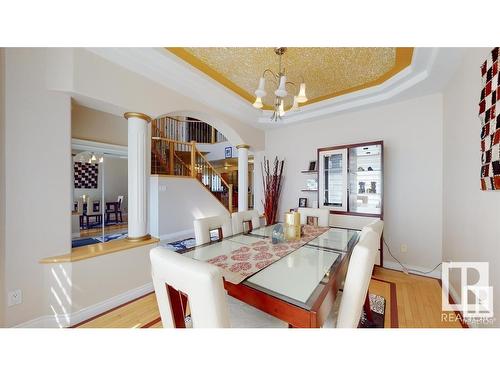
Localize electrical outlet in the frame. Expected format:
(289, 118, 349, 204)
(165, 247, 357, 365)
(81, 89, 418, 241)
(400, 244, 408, 253)
(8, 289, 22, 306)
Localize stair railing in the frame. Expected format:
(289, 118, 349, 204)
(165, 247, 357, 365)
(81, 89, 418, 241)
(151, 135, 233, 213)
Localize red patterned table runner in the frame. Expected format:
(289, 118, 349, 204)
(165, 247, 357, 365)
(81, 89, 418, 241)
(207, 225, 329, 284)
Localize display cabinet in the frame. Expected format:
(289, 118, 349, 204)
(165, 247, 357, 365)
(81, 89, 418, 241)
(318, 141, 383, 216)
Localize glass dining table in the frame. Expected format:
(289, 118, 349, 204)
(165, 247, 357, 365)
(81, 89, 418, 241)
(178, 223, 359, 328)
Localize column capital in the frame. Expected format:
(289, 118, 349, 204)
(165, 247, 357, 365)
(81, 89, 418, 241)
(236, 144, 250, 149)
(124, 112, 152, 123)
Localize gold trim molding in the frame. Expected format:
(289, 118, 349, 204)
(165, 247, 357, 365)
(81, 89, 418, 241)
(166, 47, 414, 109)
(124, 112, 152, 123)
(236, 144, 250, 149)
(126, 234, 152, 242)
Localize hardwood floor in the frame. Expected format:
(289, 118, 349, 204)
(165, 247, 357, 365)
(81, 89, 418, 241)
(74, 267, 464, 328)
(372, 266, 463, 328)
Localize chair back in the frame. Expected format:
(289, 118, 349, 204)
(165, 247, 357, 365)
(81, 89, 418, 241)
(150, 247, 230, 328)
(359, 219, 384, 241)
(231, 210, 260, 234)
(193, 214, 233, 245)
(86, 197, 100, 215)
(298, 208, 329, 227)
(76, 198, 84, 214)
(337, 230, 379, 328)
(330, 214, 376, 230)
(117, 195, 124, 209)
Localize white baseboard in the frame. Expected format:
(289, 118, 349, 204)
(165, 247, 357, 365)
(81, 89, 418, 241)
(382, 260, 442, 279)
(14, 282, 154, 328)
(158, 229, 194, 242)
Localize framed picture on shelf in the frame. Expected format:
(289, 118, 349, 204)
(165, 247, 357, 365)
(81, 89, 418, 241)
(224, 147, 232, 159)
(306, 216, 318, 226)
(298, 197, 308, 208)
(308, 160, 316, 171)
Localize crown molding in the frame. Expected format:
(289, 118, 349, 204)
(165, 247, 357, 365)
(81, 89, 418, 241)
(86, 47, 465, 130)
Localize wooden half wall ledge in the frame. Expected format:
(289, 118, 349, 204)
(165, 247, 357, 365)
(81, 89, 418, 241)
(39, 237, 160, 264)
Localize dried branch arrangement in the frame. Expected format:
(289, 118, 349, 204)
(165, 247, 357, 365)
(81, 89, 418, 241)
(261, 156, 285, 225)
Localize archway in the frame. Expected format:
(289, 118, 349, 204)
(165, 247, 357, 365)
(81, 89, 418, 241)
(154, 110, 245, 147)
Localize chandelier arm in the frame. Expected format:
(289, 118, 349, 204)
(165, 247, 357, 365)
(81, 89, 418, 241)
(262, 69, 278, 80)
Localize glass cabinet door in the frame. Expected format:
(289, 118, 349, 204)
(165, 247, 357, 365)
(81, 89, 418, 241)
(319, 148, 348, 211)
(348, 144, 382, 215)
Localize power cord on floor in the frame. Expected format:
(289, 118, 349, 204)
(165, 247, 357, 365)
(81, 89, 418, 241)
(383, 236, 442, 276)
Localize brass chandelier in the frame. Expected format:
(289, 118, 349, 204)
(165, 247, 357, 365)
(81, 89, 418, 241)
(252, 47, 308, 121)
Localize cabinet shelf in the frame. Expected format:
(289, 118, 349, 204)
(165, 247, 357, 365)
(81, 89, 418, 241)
(349, 169, 381, 173)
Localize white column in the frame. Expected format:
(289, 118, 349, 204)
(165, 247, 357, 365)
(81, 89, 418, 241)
(237, 144, 249, 212)
(124, 112, 151, 241)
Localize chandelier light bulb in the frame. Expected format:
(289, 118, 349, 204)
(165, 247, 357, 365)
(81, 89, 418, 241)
(253, 96, 263, 109)
(275, 75, 287, 97)
(254, 77, 267, 98)
(278, 100, 285, 117)
(296, 82, 308, 103)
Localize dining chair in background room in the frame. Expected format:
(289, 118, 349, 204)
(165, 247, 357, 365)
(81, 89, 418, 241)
(324, 229, 380, 328)
(106, 195, 124, 223)
(193, 214, 233, 245)
(84, 196, 102, 228)
(150, 247, 285, 328)
(231, 209, 260, 234)
(297, 207, 330, 227)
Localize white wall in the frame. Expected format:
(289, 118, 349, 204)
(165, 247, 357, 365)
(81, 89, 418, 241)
(4, 48, 72, 326)
(33, 242, 155, 328)
(149, 176, 229, 241)
(261, 94, 444, 271)
(443, 48, 500, 327)
(72, 103, 127, 146)
(102, 157, 128, 212)
(0, 48, 6, 327)
(196, 141, 236, 161)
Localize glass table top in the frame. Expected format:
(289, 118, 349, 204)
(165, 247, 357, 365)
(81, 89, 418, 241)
(245, 245, 344, 308)
(181, 224, 359, 310)
(306, 227, 359, 252)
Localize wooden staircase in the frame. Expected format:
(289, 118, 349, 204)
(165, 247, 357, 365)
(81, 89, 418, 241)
(151, 118, 234, 213)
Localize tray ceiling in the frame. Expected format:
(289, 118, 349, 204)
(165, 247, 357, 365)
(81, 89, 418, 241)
(167, 47, 413, 109)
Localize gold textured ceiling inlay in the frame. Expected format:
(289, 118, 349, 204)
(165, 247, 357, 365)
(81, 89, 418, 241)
(167, 47, 413, 109)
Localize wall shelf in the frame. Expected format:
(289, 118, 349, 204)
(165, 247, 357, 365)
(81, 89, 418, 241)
(301, 170, 318, 174)
(301, 189, 318, 192)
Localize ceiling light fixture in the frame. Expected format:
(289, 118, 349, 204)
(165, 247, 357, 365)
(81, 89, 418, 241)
(252, 47, 307, 121)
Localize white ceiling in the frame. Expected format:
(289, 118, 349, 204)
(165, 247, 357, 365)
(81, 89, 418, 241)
(87, 47, 466, 129)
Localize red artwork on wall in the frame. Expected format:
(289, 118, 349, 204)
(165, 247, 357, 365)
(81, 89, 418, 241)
(479, 47, 500, 190)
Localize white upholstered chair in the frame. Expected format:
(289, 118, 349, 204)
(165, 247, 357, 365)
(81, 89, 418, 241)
(359, 219, 384, 241)
(297, 207, 330, 227)
(150, 247, 285, 328)
(324, 229, 380, 328)
(366, 218, 384, 239)
(193, 214, 233, 246)
(231, 209, 260, 234)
